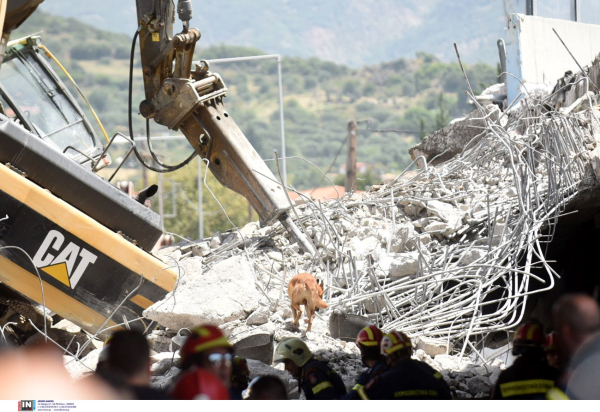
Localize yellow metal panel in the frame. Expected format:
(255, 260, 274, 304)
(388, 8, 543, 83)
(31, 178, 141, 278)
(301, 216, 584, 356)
(0, 165, 176, 292)
(130, 294, 154, 310)
(0, 256, 118, 334)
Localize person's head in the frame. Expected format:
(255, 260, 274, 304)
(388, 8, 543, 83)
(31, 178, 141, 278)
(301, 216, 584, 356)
(245, 376, 288, 400)
(273, 338, 312, 379)
(553, 294, 600, 358)
(97, 330, 151, 387)
(380, 330, 412, 366)
(512, 320, 546, 357)
(231, 356, 250, 389)
(180, 325, 233, 387)
(356, 325, 384, 367)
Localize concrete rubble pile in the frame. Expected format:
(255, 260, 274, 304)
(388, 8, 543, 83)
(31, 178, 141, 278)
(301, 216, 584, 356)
(149, 99, 597, 341)
(127, 86, 600, 397)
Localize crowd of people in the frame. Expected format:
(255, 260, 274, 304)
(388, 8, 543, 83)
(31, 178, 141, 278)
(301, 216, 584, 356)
(0, 292, 599, 400)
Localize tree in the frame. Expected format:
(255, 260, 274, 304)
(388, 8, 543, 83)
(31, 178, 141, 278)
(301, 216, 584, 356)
(153, 163, 252, 241)
(419, 118, 426, 141)
(435, 93, 450, 130)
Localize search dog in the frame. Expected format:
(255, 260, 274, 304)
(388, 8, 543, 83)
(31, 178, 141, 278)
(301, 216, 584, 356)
(288, 273, 328, 332)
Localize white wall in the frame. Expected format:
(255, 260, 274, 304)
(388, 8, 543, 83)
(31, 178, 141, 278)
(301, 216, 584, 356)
(505, 13, 600, 103)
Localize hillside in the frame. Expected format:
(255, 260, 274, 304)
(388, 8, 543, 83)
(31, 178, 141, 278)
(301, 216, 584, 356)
(13, 10, 498, 192)
(38, 0, 520, 66)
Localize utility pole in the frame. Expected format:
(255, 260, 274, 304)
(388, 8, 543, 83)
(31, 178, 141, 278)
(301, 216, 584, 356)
(345, 119, 357, 192)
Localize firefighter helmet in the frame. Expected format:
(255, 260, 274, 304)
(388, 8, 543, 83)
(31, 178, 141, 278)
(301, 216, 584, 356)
(180, 325, 232, 362)
(273, 338, 312, 367)
(356, 325, 384, 348)
(514, 321, 545, 348)
(380, 331, 412, 356)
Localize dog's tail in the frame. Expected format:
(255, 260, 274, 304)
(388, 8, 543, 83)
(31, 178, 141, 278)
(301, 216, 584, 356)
(315, 298, 329, 310)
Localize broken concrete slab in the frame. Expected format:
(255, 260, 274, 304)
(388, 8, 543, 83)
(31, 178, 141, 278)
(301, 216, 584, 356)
(409, 105, 500, 167)
(144, 255, 261, 330)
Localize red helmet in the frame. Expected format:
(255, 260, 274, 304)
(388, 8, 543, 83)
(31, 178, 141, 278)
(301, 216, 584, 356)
(170, 368, 230, 400)
(380, 331, 412, 356)
(545, 331, 558, 352)
(514, 321, 545, 348)
(356, 325, 384, 348)
(180, 325, 232, 362)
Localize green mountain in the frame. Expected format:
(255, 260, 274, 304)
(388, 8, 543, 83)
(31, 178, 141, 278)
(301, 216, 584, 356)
(38, 0, 523, 66)
(13, 10, 498, 193)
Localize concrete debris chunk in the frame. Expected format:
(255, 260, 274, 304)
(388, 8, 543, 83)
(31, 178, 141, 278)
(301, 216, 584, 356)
(466, 375, 492, 395)
(389, 222, 416, 253)
(416, 337, 449, 357)
(191, 242, 211, 257)
(52, 319, 81, 334)
(459, 248, 486, 266)
(64, 348, 102, 379)
(348, 236, 380, 257)
(246, 306, 271, 326)
(209, 232, 222, 249)
(389, 252, 419, 277)
(144, 256, 260, 330)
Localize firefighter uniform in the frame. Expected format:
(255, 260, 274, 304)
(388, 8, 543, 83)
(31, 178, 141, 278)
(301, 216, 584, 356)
(491, 355, 559, 399)
(342, 359, 388, 400)
(357, 358, 452, 400)
(492, 321, 559, 400)
(301, 359, 347, 400)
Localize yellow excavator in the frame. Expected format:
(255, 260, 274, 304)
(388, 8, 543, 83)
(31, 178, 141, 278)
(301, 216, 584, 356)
(0, 0, 310, 343)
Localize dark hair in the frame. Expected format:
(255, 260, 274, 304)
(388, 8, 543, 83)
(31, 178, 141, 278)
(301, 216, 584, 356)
(359, 345, 381, 361)
(246, 376, 288, 400)
(102, 330, 150, 379)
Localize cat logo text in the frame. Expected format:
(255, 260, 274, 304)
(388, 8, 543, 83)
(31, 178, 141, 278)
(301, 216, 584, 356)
(32, 230, 97, 289)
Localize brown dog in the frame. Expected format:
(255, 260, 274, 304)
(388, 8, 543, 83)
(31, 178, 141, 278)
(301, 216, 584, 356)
(288, 273, 328, 332)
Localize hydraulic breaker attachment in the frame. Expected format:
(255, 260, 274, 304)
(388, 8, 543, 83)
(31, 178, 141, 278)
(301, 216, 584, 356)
(135, 0, 314, 253)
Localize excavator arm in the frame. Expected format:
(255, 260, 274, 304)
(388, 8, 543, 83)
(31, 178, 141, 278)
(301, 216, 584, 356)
(134, 0, 313, 251)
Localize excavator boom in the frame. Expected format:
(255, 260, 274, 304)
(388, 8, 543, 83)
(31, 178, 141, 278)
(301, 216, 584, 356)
(134, 0, 310, 239)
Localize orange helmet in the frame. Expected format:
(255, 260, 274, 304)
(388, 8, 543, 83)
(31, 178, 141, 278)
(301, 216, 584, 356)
(180, 325, 232, 362)
(380, 331, 412, 356)
(170, 368, 230, 400)
(356, 325, 384, 348)
(545, 331, 558, 352)
(514, 321, 545, 348)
